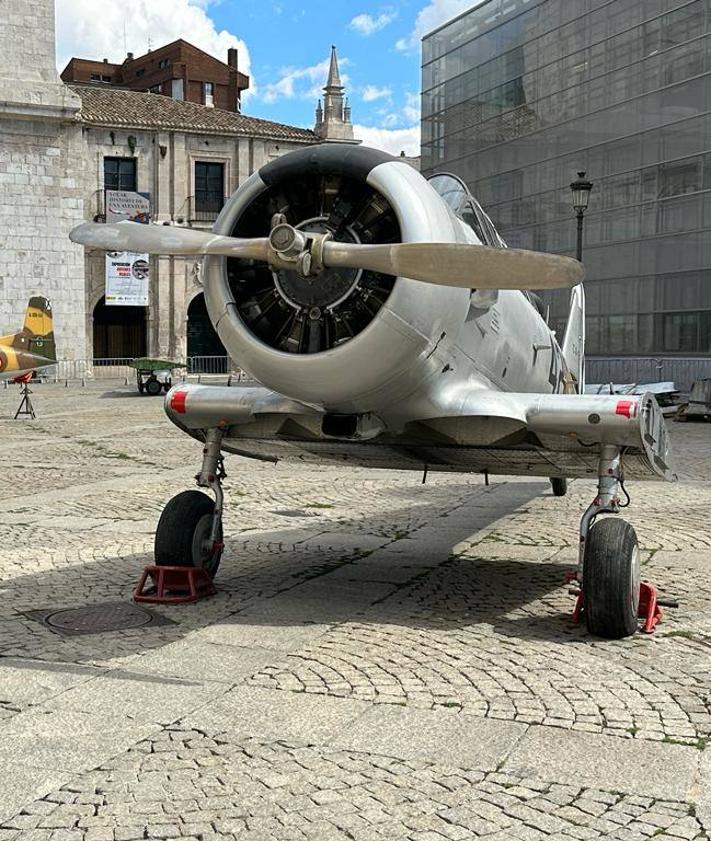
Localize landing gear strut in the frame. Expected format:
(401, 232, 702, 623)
(577, 444, 640, 638)
(154, 428, 225, 578)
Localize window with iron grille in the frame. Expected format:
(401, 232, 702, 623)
(194, 161, 224, 215)
(104, 157, 137, 192)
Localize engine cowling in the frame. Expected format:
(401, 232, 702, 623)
(203, 145, 468, 411)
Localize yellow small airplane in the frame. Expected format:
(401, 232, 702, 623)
(0, 297, 56, 382)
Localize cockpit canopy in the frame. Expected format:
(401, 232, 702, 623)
(428, 172, 506, 249)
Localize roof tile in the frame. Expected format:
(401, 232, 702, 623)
(70, 85, 317, 142)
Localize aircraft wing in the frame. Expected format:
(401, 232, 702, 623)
(163, 385, 674, 482)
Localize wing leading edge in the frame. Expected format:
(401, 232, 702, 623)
(163, 385, 674, 481)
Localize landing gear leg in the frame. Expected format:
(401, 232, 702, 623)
(577, 444, 640, 639)
(154, 428, 226, 577)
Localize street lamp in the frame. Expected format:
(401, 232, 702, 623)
(570, 171, 593, 262)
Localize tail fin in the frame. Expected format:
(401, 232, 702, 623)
(20, 296, 56, 361)
(561, 284, 585, 393)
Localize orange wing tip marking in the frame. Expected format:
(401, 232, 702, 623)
(170, 389, 188, 414)
(615, 399, 638, 419)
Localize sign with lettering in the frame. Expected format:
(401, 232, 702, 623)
(105, 190, 151, 224)
(105, 251, 150, 306)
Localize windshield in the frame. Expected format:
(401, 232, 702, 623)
(428, 172, 506, 248)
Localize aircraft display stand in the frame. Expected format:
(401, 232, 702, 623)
(133, 565, 216, 605)
(14, 380, 36, 420)
(568, 578, 676, 634)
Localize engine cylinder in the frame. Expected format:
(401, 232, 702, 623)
(204, 145, 466, 411)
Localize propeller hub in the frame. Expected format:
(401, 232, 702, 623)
(273, 218, 361, 311)
(269, 223, 307, 257)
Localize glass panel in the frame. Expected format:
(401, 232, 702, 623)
(663, 312, 698, 351)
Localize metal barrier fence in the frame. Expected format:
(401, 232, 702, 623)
(46, 356, 711, 392)
(48, 357, 253, 383)
(586, 357, 711, 393)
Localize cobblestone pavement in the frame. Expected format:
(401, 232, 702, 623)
(1, 382, 711, 839)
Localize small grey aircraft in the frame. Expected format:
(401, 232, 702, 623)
(70, 144, 673, 639)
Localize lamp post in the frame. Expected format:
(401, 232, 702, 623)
(570, 171, 593, 262)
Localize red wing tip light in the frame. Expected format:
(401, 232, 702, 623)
(170, 389, 188, 414)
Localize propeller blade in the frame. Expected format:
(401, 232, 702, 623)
(322, 241, 584, 290)
(70, 221, 270, 261)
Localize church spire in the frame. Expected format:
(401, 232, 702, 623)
(325, 44, 343, 91)
(314, 44, 358, 143)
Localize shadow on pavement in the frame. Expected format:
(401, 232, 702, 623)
(0, 480, 580, 667)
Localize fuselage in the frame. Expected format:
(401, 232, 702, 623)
(0, 341, 55, 381)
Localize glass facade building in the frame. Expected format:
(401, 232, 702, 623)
(421, 0, 711, 356)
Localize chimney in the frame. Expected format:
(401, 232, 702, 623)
(126, 52, 134, 61)
(227, 48, 238, 70)
(103, 58, 108, 63)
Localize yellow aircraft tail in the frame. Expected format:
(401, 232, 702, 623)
(13, 297, 56, 361)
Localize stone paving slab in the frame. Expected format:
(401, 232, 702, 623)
(0, 705, 158, 773)
(194, 617, 333, 652)
(0, 764, 69, 826)
(111, 638, 277, 683)
(503, 725, 701, 800)
(182, 685, 370, 745)
(330, 704, 527, 770)
(45, 670, 227, 725)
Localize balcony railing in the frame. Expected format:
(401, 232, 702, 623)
(186, 195, 227, 225)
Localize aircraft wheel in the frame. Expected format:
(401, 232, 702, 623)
(145, 378, 162, 396)
(154, 490, 223, 578)
(583, 518, 640, 639)
(550, 477, 568, 497)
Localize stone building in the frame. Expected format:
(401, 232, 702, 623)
(72, 85, 316, 361)
(0, 0, 320, 365)
(0, 15, 366, 365)
(0, 0, 87, 359)
(61, 40, 249, 114)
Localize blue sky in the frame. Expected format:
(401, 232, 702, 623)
(56, 0, 473, 155)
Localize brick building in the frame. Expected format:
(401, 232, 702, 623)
(61, 39, 249, 113)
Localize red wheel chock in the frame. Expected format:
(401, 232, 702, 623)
(133, 565, 216, 604)
(567, 575, 671, 634)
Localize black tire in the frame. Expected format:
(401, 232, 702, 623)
(550, 477, 568, 497)
(583, 518, 640, 639)
(154, 490, 223, 578)
(146, 378, 162, 396)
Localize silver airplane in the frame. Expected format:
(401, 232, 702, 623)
(70, 144, 673, 639)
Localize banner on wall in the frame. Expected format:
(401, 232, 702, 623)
(105, 190, 151, 224)
(105, 251, 150, 306)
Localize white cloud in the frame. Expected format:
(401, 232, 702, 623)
(354, 123, 420, 157)
(402, 91, 420, 123)
(262, 56, 349, 104)
(349, 10, 397, 36)
(56, 0, 253, 95)
(396, 0, 475, 51)
(362, 84, 392, 103)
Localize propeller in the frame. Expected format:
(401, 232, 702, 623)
(322, 241, 583, 290)
(69, 221, 270, 261)
(70, 220, 584, 290)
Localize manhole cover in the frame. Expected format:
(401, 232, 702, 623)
(26, 602, 173, 636)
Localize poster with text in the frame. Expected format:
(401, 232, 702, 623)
(105, 251, 150, 306)
(105, 190, 151, 224)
